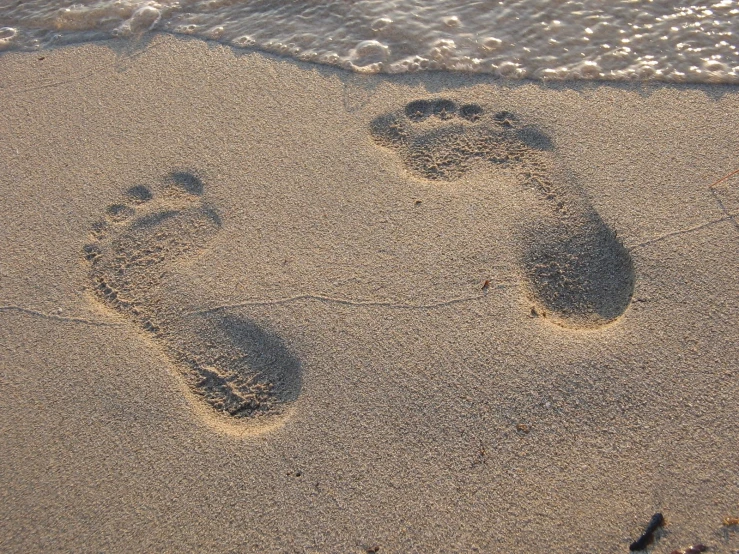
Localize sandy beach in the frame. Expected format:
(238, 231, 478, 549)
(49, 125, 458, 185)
(1, 34, 738, 553)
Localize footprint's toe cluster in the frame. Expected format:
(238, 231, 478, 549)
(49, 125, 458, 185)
(524, 220, 635, 329)
(404, 99, 483, 122)
(371, 98, 554, 181)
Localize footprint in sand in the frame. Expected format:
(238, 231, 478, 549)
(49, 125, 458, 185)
(370, 99, 635, 329)
(84, 171, 301, 427)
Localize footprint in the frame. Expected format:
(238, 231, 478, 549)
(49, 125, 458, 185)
(84, 171, 301, 428)
(370, 99, 634, 329)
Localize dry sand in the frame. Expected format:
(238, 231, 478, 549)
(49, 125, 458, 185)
(1, 34, 738, 553)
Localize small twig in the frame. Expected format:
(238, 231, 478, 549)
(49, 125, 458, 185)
(708, 166, 739, 190)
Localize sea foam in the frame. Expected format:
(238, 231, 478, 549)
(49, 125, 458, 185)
(0, 0, 737, 83)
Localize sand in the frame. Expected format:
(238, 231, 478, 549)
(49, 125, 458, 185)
(1, 34, 738, 553)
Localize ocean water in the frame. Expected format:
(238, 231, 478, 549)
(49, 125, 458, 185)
(0, 0, 737, 83)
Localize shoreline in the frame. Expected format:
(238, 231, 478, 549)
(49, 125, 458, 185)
(6, 30, 739, 87)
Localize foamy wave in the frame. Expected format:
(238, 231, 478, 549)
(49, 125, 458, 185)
(1, 0, 737, 83)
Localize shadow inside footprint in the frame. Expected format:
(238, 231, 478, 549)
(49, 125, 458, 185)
(176, 313, 303, 417)
(216, 314, 302, 404)
(524, 212, 635, 328)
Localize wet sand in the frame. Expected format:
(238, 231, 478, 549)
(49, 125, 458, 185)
(1, 34, 738, 553)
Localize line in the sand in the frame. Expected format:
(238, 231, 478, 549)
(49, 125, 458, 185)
(186, 288, 512, 316)
(628, 212, 739, 250)
(0, 305, 124, 327)
(709, 189, 739, 233)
